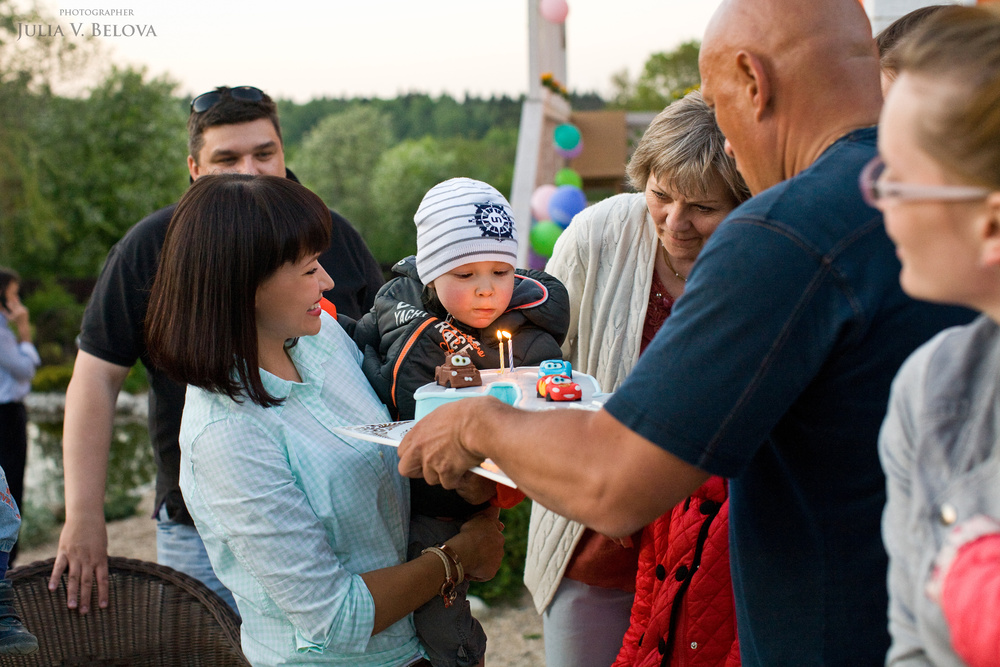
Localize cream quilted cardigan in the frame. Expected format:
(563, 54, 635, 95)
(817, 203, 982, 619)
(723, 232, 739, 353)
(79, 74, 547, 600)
(523, 192, 659, 613)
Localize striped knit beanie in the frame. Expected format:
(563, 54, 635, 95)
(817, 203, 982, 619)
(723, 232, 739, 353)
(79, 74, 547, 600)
(415, 177, 519, 285)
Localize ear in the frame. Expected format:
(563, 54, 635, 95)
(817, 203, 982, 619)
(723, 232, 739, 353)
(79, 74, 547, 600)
(187, 154, 200, 180)
(978, 192, 1000, 268)
(734, 51, 771, 121)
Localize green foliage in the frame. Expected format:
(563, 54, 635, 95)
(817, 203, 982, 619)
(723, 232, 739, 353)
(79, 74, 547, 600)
(30, 364, 73, 392)
(22, 281, 85, 360)
(278, 93, 525, 150)
(0, 0, 99, 90)
(1, 53, 188, 281)
(612, 40, 701, 110)
(367, 137, 459, 264)
(20, 416, 154, 547)
(449, 127, 518, 196)
(29, 66, 188, 279)
(121, 361, 150, 395)
(0, 14, 590, 295)
(294, 105, 394, 229)
(103, 489, 141, 522)
(107, 420, 156, 502)
(18, 499, 58, 550)
(469, 499, 532, 605)
(362, 129, 518, 267)
(0, 0, 99, 272)
(276, 97, 355, 149)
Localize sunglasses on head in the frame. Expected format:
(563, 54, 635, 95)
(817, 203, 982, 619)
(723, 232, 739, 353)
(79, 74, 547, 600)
(190, 86, 265, 113)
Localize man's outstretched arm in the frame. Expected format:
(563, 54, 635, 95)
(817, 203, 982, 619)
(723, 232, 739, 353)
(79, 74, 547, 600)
(397, 397, 708, 537)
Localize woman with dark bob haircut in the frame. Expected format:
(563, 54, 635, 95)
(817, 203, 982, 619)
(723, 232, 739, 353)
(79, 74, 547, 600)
(146, 174, 504, 667)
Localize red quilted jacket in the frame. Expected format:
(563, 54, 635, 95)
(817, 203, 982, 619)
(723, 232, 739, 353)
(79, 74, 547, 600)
(613, 476, 739, 667)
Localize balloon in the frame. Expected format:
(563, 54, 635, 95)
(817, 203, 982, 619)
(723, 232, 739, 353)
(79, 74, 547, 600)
(548, 185, 587, 227)
(555, 140, 584, 160)
(539, 0, 569, 24)
(530, 220, 563, 258)
(553, 123, 581, 151)
(554, 167, 583, 189)
(530, 184, 558, 221)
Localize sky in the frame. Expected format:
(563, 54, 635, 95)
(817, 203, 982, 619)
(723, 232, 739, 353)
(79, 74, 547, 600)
(28, 0, 725, 102)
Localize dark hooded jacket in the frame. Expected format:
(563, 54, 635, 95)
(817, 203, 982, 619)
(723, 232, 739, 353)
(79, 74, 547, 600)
(344, 255, 570, 516)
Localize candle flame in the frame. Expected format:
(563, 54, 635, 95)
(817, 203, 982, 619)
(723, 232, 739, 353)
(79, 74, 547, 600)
(502, 331, 511, 340)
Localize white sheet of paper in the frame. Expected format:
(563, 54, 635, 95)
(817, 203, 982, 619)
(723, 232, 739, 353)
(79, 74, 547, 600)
(332, 421, 517, 488)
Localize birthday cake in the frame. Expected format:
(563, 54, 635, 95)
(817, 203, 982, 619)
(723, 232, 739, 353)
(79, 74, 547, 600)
(413, 357, 607, 421)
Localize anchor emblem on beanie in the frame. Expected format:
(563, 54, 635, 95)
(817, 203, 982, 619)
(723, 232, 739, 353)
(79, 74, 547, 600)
(472, 203, 514, 239)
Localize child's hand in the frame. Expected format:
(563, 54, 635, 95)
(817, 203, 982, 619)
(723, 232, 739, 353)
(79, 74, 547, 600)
(454, 471, 497, 505)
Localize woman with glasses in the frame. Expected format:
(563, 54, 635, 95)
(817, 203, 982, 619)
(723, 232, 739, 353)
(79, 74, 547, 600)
(870, 7, 1000, 667)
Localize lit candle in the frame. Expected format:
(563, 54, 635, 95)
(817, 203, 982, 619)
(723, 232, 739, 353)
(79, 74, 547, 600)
(497, 330, 505, 374)
(503, 331, 513, 372)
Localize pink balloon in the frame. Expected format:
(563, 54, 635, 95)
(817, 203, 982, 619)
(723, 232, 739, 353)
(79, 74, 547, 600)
(540, 0, 569, 24)
(531, 184, 558, 221)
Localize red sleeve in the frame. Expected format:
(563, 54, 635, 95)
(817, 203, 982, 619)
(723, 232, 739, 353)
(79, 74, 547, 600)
(491, 485, 526, 508)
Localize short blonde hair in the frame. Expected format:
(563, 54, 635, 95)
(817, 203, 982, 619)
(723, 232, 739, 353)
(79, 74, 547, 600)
(896, 5, 1000, 189)
(626, 90, 750, 204)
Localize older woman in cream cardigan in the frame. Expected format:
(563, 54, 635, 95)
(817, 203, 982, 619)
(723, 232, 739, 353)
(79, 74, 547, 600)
(524, 91, 749, 667)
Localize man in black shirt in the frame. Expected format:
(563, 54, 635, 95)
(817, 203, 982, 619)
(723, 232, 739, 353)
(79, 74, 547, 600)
(49, 86, 384, 613)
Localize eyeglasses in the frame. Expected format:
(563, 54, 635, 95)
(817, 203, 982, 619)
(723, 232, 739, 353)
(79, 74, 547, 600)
(859, 156, 990, 209)
(190, 86, 265, 114)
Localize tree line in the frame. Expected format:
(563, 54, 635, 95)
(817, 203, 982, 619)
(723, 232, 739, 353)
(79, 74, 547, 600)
(0, 0, 699, 362)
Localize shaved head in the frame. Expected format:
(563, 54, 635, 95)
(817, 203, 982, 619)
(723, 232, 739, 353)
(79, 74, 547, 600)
(699, 0, 882, 193)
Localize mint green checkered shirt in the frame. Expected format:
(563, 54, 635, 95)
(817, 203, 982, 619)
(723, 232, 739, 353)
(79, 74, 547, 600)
(179, 314, 423, 666)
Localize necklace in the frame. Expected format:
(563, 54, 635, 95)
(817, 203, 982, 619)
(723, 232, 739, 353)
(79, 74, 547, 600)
(661, 246, 687, 282)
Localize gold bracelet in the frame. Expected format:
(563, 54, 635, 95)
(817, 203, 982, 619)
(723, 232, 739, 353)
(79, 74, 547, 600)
(437, 543, 465, 586)
(421, 546, 458, 608)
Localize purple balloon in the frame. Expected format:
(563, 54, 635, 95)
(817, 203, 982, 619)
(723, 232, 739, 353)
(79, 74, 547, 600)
(555, 139, 584, 160)
(548, 185, 587, 227)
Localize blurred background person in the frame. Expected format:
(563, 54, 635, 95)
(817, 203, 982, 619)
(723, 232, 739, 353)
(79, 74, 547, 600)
(0, 268, 40, 566)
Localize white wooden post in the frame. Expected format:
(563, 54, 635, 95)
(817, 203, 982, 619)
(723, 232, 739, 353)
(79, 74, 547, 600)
(511, 0, 570, 269)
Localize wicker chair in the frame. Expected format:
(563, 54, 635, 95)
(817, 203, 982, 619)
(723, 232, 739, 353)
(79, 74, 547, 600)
(0, 556, 249, 666)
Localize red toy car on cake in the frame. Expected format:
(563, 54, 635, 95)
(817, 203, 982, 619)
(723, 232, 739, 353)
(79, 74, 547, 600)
(536, 373, 582, 401)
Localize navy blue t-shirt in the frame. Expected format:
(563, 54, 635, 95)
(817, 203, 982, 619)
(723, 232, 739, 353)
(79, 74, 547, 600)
(605, 127, 973, 666)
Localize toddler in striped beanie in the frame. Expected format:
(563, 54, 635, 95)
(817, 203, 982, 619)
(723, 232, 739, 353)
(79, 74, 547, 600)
(414, 177, 519, 328)
(350, 176, 569, 667)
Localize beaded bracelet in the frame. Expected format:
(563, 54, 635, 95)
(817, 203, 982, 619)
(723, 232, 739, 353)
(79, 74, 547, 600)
(437, 543, 465, 585)
(421, 546, 459, 608)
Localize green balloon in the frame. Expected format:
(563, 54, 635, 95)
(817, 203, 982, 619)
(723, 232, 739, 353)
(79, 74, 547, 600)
(553, 123, 581, 151)
(530, 220, 563, 258)
(554, 167, 583, 189)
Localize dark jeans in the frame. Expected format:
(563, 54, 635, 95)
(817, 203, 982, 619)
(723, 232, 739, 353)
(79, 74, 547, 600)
(0, 402, 27, 564)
